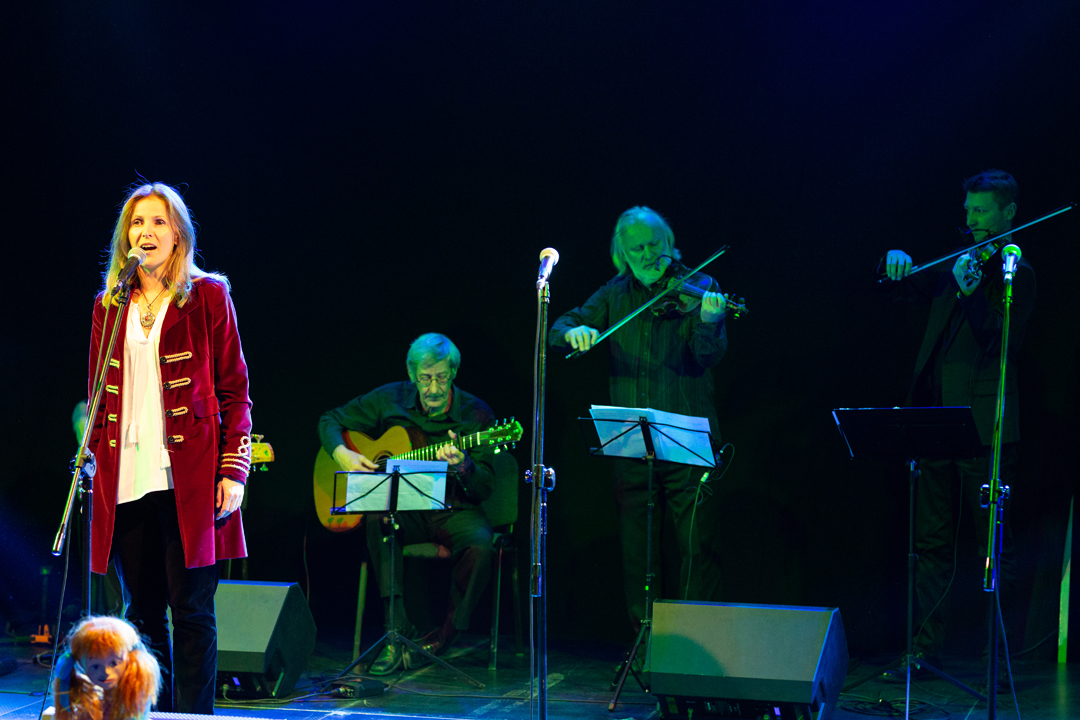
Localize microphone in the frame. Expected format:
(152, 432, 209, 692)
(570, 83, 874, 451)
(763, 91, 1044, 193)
(537, 247, 560, 284)
(113, 247, 147, 293)
(1002, 244, 1021, 283)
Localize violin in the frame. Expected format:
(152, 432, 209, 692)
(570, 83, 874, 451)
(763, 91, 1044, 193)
(652, 268, 749, 318)
(962, 234, 1008, 283)
(566, 245, 742, 359)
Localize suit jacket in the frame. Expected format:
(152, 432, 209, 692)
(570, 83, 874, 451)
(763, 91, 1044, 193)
(87, 278, 252, 573)
(882, 252, 1035, 445)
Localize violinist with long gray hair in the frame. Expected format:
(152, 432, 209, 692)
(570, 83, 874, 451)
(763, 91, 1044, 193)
(550, 206, 729, 668)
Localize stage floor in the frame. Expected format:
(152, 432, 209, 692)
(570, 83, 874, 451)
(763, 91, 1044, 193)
(1, 635, 1077, 720)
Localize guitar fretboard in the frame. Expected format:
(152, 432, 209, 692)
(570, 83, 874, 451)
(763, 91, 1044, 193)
(375, 432, 486, 469)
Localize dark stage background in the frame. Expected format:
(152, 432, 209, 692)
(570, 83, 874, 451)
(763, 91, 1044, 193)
(2, 1, 1078, 661)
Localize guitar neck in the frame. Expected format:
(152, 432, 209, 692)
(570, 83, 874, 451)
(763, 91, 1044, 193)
(378, 432, 484, 467)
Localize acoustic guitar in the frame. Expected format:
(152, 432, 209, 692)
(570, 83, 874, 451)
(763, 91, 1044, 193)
(313, 419, 522, 532)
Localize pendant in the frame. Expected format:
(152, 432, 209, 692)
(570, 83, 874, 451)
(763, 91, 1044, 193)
(140, 309, 156, 328)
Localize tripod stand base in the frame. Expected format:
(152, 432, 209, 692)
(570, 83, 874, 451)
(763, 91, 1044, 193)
(842, 651, 986, 720)
(349, 630, 486, 689)
(609, 620, 649, 711)
(887, 654, 985, 701)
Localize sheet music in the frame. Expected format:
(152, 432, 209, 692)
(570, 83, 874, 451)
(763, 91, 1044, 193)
(648, 408, 713, 467)
(344, 470, 390, 511)
(339, 459, 448, 512)
(590, 405, 714, 468)
(391, 460, 448, 510)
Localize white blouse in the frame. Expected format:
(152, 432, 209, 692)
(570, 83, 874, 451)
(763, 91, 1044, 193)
(116, 297, 174, 504)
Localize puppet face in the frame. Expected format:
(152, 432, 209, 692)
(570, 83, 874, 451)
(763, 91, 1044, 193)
(84, 649, 127, 690)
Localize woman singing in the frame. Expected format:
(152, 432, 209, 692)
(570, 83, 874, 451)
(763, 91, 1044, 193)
(86, 183, 252, 713)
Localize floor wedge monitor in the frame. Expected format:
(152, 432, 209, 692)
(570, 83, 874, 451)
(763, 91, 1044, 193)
(216, 580, 317, 699)
(649, 601, 848, 720)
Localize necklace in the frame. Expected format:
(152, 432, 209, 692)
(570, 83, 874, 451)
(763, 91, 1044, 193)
(139, 286, 169, 329)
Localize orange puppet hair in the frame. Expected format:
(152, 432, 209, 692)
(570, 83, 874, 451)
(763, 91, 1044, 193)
(54, 616, 161, 720)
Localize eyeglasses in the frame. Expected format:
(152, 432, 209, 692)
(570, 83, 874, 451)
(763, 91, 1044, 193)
(415, 372, 451, 387)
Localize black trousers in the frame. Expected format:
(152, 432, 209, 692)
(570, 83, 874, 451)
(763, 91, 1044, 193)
(612, 458, 721, 629)
(111, 490, 219, 714)
(366, 507, 494, 633)
(913, 446, 1018, 658)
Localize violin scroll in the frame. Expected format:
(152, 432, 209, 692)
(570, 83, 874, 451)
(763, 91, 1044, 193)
(726, 296, 749, 318)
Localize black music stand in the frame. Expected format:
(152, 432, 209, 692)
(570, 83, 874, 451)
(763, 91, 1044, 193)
(329, 462, 484, 689)
(832, 406, 986, 716)
(578, 407, 715, 712)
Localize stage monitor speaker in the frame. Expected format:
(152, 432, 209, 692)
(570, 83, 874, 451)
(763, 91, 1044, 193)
(648, 601, 848, 720)
(215, 580, 317, 699)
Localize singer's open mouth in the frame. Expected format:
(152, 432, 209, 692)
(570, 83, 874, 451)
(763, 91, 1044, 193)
(140, 243, 158, 251)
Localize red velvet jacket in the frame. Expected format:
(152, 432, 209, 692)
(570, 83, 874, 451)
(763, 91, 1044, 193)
(87, 278, 252, 573)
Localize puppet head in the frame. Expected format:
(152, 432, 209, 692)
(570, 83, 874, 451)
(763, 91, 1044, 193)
(54, 616, 161, 720)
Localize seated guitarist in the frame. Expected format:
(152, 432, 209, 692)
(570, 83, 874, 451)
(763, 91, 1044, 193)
(317, 333, 496, 675)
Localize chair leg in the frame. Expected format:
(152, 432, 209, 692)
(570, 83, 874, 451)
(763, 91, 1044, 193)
(488, 545, 504, 670)
(511, 546, 523, 656)
(354, 560, 368, 661)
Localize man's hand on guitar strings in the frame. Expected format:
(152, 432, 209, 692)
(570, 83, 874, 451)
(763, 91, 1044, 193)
(437, 429, 467, 472)
(332, 445, 377, 472)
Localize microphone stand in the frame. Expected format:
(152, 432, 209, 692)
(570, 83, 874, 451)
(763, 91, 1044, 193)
(982, 248, 1020, 719)
(528, 267, 556, 720)
(53, 284, 134, 615)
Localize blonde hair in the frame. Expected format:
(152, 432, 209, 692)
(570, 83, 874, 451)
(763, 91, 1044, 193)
(609, 206, 681, 274)
(54, 616, 161, 720)
(101, 183, 228, 308)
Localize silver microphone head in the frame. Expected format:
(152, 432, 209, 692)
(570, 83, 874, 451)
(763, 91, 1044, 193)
(127, 247, 147, 264)
(1002, 244, 1021, 282)
(539, 247, 560, 265)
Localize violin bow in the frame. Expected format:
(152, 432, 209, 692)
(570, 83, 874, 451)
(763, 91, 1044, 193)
(566, 245, 730, 359)
(892, 203, 1074, 280)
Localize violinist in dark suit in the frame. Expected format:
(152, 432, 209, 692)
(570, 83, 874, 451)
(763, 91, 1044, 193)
(879, 169, 1034, 678)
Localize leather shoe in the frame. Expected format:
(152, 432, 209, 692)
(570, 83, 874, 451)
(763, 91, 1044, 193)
(882, 654, 941, 684)
(417, 625, 459, 659)
(978, 667, 1012, 693)
(369, 642, 407, 676)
